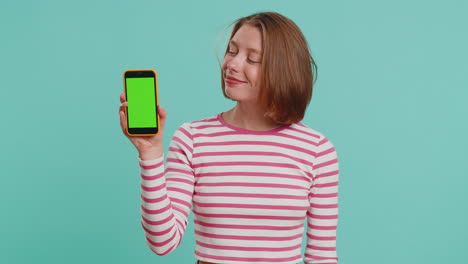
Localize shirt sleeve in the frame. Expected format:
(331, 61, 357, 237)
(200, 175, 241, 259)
(304, 134, 340, 263)
(139, 123, 195, 255)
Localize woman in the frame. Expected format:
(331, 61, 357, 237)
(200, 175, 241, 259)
(119, 12, 339, 264)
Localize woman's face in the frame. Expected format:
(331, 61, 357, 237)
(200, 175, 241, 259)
(222, 24, 263, 103)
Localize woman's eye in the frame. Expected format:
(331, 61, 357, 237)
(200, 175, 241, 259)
(248, 58, 260, 63)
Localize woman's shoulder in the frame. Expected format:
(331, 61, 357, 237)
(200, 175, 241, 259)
(290, 123, 338, 152)
(287, 122, 328, 141)
(175, 113, 223, 133)
(188, 113, 221, 126)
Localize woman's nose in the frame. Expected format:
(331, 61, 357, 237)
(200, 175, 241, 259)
(226, 56, 241, 72)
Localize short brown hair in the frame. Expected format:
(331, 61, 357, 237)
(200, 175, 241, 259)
(221, 12, 317, 124)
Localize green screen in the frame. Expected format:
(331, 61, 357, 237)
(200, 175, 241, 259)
(126, 77, 157, 128)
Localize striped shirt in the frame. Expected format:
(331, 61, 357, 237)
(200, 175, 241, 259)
(139, 113, 340, 264)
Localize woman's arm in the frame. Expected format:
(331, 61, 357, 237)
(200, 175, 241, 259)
(119, 93, 195, 255)
(139, 123, 195, 255)
(304, 135, 340, 263)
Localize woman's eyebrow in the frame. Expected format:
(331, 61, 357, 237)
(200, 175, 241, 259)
(230, 40, 262, 54)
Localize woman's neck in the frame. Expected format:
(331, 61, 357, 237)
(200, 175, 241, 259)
(223, 102, 279, 131)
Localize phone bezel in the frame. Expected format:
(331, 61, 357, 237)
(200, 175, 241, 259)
(124, 69, 159, 136)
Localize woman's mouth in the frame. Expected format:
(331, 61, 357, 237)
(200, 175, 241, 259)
(225, 76, 246, 85)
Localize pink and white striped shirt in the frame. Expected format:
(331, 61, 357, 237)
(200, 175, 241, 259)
(139, 113, 340, 264)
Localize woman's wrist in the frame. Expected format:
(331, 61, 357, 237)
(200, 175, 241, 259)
(138, 146, 163, 161)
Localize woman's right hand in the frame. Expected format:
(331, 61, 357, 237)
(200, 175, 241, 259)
(119, 93, 167, 160)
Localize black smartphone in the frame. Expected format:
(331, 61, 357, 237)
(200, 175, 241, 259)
(123, 69, 159, 136)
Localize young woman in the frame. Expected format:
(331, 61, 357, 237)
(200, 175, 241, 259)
(119, 12, 340, 264)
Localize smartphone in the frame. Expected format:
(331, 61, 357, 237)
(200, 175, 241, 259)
(123, 69, 159, 136)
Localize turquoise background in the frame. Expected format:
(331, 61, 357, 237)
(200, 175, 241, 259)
(1, 0, 467, 263)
